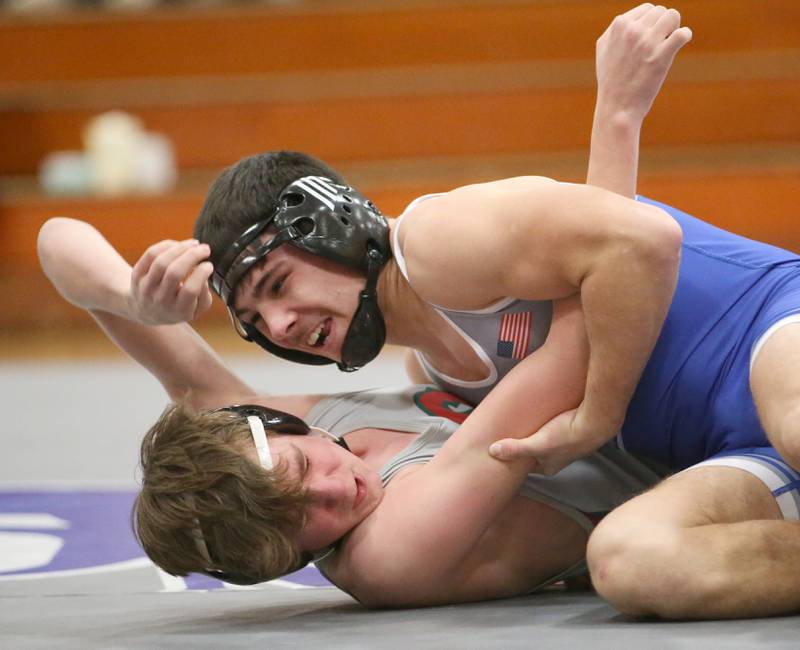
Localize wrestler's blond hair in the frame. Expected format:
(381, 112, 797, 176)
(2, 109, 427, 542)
(133, 403, 312, 582)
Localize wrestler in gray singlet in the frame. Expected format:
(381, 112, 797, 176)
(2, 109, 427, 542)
(306, 385, 661, 589)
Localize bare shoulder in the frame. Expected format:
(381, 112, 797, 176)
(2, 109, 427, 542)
(395, 178, 674, 309)
(321, 469, 441, 607)
(396, 176, 562, 309)
(398, 176, 558, 241)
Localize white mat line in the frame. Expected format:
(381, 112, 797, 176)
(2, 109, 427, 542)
(0, 556, 152, 581)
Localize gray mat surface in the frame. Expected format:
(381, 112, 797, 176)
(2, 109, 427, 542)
(3, 589, 800, 650)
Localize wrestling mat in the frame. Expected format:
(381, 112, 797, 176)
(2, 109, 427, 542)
(2, 354, 798, 649)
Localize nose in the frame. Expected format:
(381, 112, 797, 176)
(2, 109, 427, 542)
(260, 306, 297, 344)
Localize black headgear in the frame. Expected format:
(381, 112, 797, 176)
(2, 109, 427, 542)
(210, 176, 391, 372)
(215, 403, 350, 452)
(193, 403, 349, 586)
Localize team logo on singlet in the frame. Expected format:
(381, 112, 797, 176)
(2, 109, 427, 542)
(497, 311, 532, 359)
(413, 387, 473, 424)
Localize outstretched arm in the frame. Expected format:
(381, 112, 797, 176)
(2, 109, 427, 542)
(587, 4, 692, 197)
(38, 217, 254, 408)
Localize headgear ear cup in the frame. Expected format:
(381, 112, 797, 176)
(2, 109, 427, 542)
(338, 247, 387, 371)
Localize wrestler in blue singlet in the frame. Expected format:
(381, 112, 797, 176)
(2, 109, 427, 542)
(622, 197, 800, 472)
(396, 192, 800, 518)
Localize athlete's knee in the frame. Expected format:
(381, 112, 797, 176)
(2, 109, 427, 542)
(587, 518, 721, 619)
(587, 517, 657, 616)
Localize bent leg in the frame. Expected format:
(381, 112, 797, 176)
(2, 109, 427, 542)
(587, 460, 800, 619)
(751, 320, 800, 470)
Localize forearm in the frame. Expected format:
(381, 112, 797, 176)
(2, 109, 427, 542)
(586, 108, 641, 198)
(90, 310, 252, 405)
(463, 350, 583, 450)
(578, 218, 681, 438)
(586, 5, 692, 198)
(38, 217, 136, 318)
(38, 217, 251, 405)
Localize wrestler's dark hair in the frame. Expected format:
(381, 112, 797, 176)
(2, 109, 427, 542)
(193, 151, 348, 270)
(132, 402, 314, 583)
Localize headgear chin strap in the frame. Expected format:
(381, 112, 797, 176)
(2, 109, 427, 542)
(209, 176, 391, 372)
(192, 404, 349, 586)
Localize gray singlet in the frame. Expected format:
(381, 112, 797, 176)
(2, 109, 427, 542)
(306, 386, 661, 591)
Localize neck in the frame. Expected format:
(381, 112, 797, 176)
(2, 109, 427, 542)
(376, 219, 445, 355)
(344, 426, 417, 471)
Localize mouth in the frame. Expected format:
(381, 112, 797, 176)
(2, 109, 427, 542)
(353, 475, 366, 510)
(306, 318, 332, 349)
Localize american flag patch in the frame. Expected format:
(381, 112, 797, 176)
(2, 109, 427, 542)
(497, 312, 532, 359)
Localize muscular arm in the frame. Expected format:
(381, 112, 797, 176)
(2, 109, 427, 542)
(342, 327, 585, 607)
(587, 4, 692, 197)
(400, 178, 682, 470)
(37, 217, 254, 408)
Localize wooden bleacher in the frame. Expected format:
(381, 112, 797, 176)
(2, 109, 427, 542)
(1, 0, 799, 338)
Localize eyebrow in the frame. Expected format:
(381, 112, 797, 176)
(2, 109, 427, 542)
(234, 261, 278, 320)
(291, 443, 307, 478)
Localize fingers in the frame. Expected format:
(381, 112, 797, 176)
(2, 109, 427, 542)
(131, 239, 179, 285)
(489, 438, 536, 462)
(489, 439, 566, 476)
(195, 278, 214, 319)
(131, 238, 213, 323)
(153, 240, 205, 290)
(664, 25, 693, 52)
(652, 7, 683, 41)
(606, 5, 690, 50)
(622, 3, 655, 21)
(638, 4, 668, 28)
(139, 240, 210, 298)
(177, 260, 215, 319)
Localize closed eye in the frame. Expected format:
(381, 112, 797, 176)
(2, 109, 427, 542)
(292, 444, 309, 479)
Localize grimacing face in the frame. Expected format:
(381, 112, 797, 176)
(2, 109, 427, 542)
(246, 432, 385, 554)
(232, 245, 366, 363)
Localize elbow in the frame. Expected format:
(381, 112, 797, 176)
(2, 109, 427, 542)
(37, 217, 67, 277)
(354, 591, 399, 610)
(348, 568, 442, 609)
(37, 217, 80, 272)
(38, 216, 75, 245)
(37, 218, 63, 263)
(640, 205, 682, 260)
(626, 205, 682, 275)
(349, 583, 406, 610)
